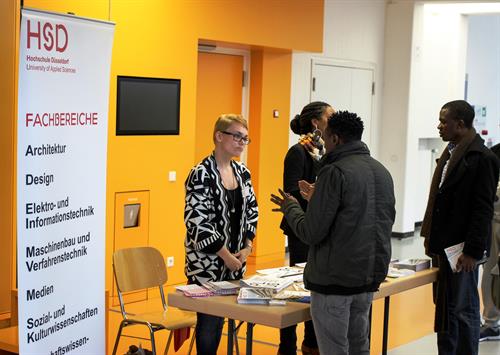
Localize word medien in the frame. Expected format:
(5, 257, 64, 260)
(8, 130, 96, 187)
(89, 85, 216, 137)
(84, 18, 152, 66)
(26, 173, 54, 186)
(25, 112, 98, 128)
(27, 285, 54, 301)
(25, 144, 66, 156)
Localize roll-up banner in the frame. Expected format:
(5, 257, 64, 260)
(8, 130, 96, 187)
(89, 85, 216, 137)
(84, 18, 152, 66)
(17, 8, 114, 354)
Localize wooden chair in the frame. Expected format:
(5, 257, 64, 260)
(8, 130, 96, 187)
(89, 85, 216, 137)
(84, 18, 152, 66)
(112, 247, 196, 355)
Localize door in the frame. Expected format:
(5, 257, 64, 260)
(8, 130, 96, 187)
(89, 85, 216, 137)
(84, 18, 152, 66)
(311, 62, 374, 147)
(195, 52, 244, 163)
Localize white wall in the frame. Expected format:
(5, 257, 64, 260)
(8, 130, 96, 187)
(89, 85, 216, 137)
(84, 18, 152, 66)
(383, 1, 486, 233)
(466, 14, 500, 145)
(405, 3, 468, 231)
(289, 0, 386, 157)
(379, 0, 415, 234)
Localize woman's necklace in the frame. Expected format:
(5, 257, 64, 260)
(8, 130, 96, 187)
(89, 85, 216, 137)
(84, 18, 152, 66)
(226, 171, 237, 213)
(228, 188, 236, 213)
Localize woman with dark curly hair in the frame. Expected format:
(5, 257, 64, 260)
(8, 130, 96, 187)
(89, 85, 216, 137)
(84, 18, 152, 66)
(278, 101, 333, 355)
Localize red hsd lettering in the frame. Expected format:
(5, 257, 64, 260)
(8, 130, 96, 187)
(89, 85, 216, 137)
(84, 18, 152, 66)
(27, 20, 68, 53)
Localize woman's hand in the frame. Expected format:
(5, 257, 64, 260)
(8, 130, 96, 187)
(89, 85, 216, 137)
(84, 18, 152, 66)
(223, 254, 243, 271)
(235, 246, 252, 264)
(217, 247, 242, 271)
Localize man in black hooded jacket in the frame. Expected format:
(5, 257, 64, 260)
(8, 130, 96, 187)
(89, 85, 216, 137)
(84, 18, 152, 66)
(271, 111, 395, 355)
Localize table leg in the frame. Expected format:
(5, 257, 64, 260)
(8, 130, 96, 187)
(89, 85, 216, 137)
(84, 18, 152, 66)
(368, 305, 373, 343)
(227, 319, 235, 355)
(382, 296, 390, 355)
(235, 321, 243, 355)
(246, 323, 254, 355)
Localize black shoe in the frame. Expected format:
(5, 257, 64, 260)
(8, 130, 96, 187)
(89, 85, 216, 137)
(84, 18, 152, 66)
(479, 326, 500, 341)
(301, 343, 320, 355)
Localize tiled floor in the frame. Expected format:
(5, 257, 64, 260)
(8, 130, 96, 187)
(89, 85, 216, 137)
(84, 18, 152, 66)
(388, 332, 500, 355)
(388, 231, 500, 355)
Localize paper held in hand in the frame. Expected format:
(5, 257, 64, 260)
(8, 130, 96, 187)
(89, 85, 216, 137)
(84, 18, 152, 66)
(444, 242, 464, 273)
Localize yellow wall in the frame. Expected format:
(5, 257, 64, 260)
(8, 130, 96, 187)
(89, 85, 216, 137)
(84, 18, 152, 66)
(248, 50, 292, 260)
(10, 0, 324, 294)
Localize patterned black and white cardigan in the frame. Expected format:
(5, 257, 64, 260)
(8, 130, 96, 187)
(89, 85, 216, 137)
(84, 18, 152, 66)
(184, 154, 259, 285)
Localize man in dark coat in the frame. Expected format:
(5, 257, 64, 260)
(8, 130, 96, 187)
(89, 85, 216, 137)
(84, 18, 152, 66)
(421, 100, 500, 355)
(271, 111, 395, 355)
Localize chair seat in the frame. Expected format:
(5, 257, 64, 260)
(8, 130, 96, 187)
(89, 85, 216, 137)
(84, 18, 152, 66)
(129, 308, 196, 330)
(112, 247, 197, 355)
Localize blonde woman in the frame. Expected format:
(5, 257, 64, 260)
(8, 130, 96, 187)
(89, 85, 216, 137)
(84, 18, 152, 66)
(184, 114, 258, 354)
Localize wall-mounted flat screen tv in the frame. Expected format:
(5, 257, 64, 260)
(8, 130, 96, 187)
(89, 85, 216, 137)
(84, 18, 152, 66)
(116, 76, 180, 135)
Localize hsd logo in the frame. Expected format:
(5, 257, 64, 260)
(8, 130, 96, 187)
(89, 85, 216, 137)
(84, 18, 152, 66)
(27, 20, 68, 52)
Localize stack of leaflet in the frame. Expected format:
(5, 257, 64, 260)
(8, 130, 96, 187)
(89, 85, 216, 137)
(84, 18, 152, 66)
(256, 266, 303, 278)
(240, 275, 294, 294)
(237, 287, 274, 304)
(202, 281, 240, 295)
(386, 267, 415, 278)
(393, 258, 431, 272)
(273, 282, 311, 303)
(175, 284, 214, 298)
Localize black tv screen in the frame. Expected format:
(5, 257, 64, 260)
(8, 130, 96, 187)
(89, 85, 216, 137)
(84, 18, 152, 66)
(116, 76, 180, 135)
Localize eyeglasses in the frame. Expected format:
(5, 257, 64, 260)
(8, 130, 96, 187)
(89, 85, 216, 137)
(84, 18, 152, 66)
(221, 131, 251, 145)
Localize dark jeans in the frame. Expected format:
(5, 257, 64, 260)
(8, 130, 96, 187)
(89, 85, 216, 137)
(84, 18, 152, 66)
(195, 312, 224, 355)
(279, 320, 317, 355)
(279, 233, 317, 354)
(436, 257, 480, 355)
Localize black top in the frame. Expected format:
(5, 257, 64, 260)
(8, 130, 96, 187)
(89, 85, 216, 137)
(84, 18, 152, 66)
(226, 185, 243, 253)
(280, 143, 317, 265)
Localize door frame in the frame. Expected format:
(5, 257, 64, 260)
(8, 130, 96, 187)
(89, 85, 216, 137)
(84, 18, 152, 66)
(310, 57, 376, 147)
(197, 46, 251, 163)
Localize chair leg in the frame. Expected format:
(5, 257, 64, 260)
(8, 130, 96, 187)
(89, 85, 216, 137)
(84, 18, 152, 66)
(112, 321, 126, 355)
(148, 324, 157, 355)
(164, 331, 173, 355)
(187, 328, 196, 355)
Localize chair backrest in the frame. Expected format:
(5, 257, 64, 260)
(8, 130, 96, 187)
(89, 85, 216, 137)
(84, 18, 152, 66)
(113, 247, 168, 293)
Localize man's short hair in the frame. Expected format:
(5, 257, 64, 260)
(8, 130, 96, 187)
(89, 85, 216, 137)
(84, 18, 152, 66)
(441, 100, 475, 128)
(327, 110, 364, 143)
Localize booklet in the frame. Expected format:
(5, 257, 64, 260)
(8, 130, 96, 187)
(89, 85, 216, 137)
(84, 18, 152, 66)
(202, 281, 240, 295)
(256, 266, 303, 278)
(444, 242, 488, 272)
(175, 284, 214, 298)
(387, 267, 415, 278)
(444, 242, 464, 273)
(240, 275, 294, 293)
(237, 287, 273, 305)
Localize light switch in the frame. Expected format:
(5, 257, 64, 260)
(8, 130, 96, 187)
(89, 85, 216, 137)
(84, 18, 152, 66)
(168, 171, 176, 182)
(273, 109, 279, 118)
